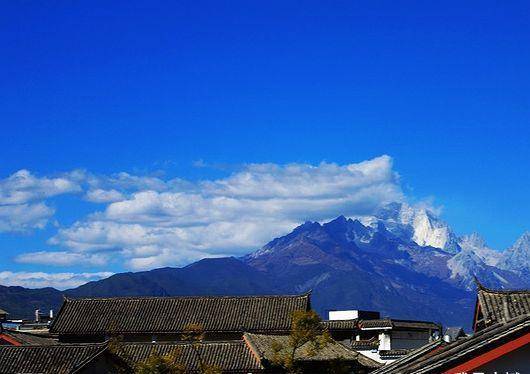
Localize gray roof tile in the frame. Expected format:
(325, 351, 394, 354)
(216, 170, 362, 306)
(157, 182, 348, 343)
(51, 294, 310, 335)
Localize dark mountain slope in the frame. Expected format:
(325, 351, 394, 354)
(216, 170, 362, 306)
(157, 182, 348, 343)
(0, 285, 63, 320)
(68, 257, 278, 299)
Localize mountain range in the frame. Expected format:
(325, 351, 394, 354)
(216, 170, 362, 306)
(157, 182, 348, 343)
(2, 202, 529, 329)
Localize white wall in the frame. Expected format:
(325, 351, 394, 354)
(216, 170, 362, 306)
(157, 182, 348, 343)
(328, 310, 359, 320)
(378, 332, 392, 350)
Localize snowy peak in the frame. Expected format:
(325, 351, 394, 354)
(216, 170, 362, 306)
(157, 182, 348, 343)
(458, 233, 501, 267)
(460, 233, 486, 248)
(499, 231, 530, 274)
(373, 203, 461, 253)
(514, 231, 530, 248)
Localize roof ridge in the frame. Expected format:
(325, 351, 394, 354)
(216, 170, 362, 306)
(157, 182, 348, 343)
(64, 293, 310, 301)
(0, 342, 106, 348)
(122, 340, 244, 346)
(479, 286, 530, 295)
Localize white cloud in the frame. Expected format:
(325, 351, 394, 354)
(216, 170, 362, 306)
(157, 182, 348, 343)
(0, 169, 81, 205)
(0, 203, 54, 232)
(0, 170, 81, 232)
(0, 271, 113, 289)
(15, 251, 109, 267)
(85, 189, 125, 203)
(49, 155, 404, 270)
(84, 172, 171, 192)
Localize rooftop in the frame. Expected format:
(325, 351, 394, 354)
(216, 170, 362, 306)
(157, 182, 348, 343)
(321, 319, 358, 330)
(0, 343, 107, 374)
(0, 329, 57, 345)
(374, 314, 530, 373)
(120, 341, 264, 372)
(244, 332, 381, 368)
(50, 293, 311, 335)
(350, 337, 379, 350)
(476, 283, 530, 328)
(358, 319, 440, 330)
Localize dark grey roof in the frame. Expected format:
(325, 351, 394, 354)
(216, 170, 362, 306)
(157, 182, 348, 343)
(321, 319, 357, 330)
(375, 314, 530, 373)
(379, 349, 411, 359)
(244, 332, 381, 368)
(359, 319, 439, 330)
(1, 329, 57, 345)
(0, 343, 106, 374)
(358, 319, 393, 329)
(372, 339, 446, 374)
(51, 293, 310, 335)
(350, 337, 379, 350)
(477, 284, 530, 327)
(120, 341, 264, 373)
(391, 320, 440, 330)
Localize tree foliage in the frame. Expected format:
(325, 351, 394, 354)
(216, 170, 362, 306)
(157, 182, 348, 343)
(135, 351, 187, 374)
(271, 310, 332, 373)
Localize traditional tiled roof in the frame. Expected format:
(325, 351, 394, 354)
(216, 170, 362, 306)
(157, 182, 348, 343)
(350, 337, 379, 350)
(0, 329, 57, 345)
(476, 283, 530, 328)
(375, 314, 530, 373)
(0, 343, 106, 373)
(358, 319, 393, 329)
(379, 349, 411, 359)
(358, 319, 439, 330)
(120, 341, 264, 372)
(391, 320, 440, 330)
(51, 293, 310, 336)
(244, 332, 381, 368)
(321, 319, 357, 330)
(0, 308, 8, 315)
(371, 339, 447, 374)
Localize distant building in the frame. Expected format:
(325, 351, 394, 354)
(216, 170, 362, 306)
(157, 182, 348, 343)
(0, 325, 57, 346)
(34, 309, 54, 324)
(323, 309, 441, 363)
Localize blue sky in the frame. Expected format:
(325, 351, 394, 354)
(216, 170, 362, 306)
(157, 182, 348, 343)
(1, 1, 529, 288)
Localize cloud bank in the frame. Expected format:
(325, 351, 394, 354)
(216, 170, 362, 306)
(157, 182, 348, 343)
(0, 271, 113, 289)
(3, 155, 404, 286)
(0, 170, 81, 232)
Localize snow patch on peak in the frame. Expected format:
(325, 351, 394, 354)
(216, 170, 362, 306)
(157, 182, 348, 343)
(447, 250, 483, 280)
(498, 231, 530, 274)
(373, 203, 460, 253)
(458, 233, 501, 267)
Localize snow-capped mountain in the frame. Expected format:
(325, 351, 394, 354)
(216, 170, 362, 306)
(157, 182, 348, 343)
(498, 231, 530, 275)
(3, 202, 529, 329)
(362, 203, 528, 290)
(364, 202, 461, 254)
(458, 233, 501, 267)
